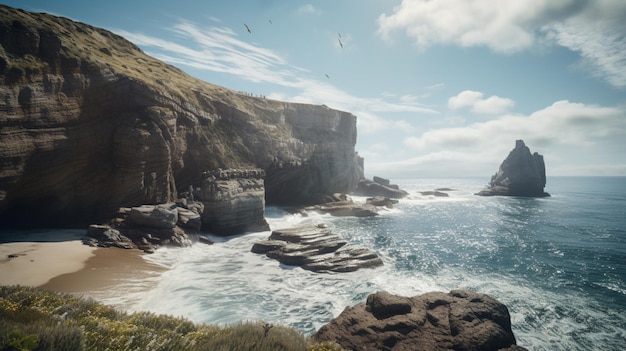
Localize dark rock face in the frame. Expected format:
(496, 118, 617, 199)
(476, 140, 549, 197)
(313, 290, 528, 351)
(251, 225, 383, 273)
(83, 202, 203, 253)
(353, 176, 408, 199)
(0, 5, 361, 229)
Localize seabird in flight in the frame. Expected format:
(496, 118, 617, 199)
(338, 38, 343, 48)
(244, 24, 251, 33)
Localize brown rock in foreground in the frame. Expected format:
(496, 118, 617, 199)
(313, 290, 528, 351)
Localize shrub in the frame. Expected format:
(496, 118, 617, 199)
(0, 286, 337, 351)
(0, 328, 38, 351)
(191, 321, 307, 351)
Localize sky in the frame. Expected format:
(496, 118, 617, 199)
(3, 0, 625, 179)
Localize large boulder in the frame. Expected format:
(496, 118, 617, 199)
(476, 140, 549, 197)
(0, 5, 361, 230)
(126, 203, 178, 229)
(313, 290, 528, 351)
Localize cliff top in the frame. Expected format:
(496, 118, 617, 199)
(0, 4, 331, 118)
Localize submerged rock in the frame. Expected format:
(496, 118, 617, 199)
(252, 225, 383, 273)
(313, 290, 528, 351)
(419, 190, 449, 197)
(302, 200, 379, 217)
(476, 140, 550, 197)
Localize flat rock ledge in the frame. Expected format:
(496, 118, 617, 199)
(252, 225, 383, 273)
(313, 290, 528, 351)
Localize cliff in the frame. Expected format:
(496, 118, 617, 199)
(0, 5, 361, 228)
(476, 140, 549, 197)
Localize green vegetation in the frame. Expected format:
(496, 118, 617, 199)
(0, 286, 344, 351)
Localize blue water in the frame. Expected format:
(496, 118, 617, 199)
(104, 177, 625, 350)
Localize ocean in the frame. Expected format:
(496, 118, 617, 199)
(90, 177, 625, 350)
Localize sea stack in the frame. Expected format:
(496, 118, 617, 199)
(476, 140, 549, 197)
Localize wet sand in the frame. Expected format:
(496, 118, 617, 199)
(1, 238, 165, 305)
(41, 247, 166, 295)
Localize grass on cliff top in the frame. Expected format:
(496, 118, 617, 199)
(0, 285, 345, 351)
(1, 4, 293, 117)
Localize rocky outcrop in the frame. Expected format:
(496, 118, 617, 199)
(313, 290, 528, 351)
(0, 5, 361, 230)
(476, 140, 549, 197)
(352, 176, 408, 199)
(83, 201, 211, 253)
(252, 225, 383, 273)
(195, 169, 269, 235)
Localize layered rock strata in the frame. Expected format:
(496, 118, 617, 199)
(195, 169, 269, 235)
(252, 225, 383, 273)
(0, 5, 361, 230)
(313, 290, 528, 351)
(476, 140, 549, 197)
(353, 176, 408, 199)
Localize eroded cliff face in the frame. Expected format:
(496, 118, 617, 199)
(0, 5, 360, 228)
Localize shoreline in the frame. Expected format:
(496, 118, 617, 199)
(1, 238, 165, 306)
(0, 240, 96, 287)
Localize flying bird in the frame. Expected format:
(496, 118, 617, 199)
(268, 19, 272, 24)
(325, 74, 330, 79)
(338, 38, 343, 48)
(244, 23, 251, 33)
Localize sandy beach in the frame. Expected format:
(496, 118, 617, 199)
(1, 231, 166, 303)
(0, 240, 96, 287)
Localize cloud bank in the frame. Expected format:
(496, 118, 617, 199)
(373, 99, 626, 177)
(377, 0, 626, 87)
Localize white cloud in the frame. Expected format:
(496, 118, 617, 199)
(377, 0, 552, 53)
(377, 0, 626, 87)
(448, 90, 515, 115)
(408, 100, 624, 151)
(544, 20, 626, 88)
